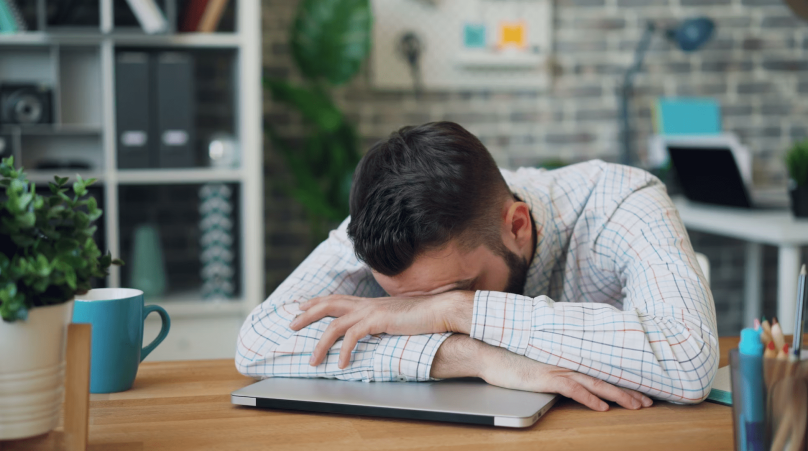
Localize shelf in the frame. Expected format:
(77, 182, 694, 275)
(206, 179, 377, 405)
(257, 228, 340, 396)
(0, 32, 242, 48)
(113, 33, 242, 48)
(25, 170, 104, 184)
(116, 168, 243, 184)
(454, 52, 545, 69)
(1, 124, 102, 135)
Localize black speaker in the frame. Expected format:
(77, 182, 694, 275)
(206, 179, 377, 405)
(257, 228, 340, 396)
(0, 84, 53, 125)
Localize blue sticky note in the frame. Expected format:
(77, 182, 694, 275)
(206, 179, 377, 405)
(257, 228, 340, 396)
(464, 23, 486, 48)
(656, 98, 721, 135)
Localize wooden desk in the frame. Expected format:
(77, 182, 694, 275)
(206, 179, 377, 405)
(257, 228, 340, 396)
(4, 337, 742, 451)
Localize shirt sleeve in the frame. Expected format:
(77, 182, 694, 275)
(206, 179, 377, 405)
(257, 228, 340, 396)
(236, 218, 452, 382)
(469, 184, 719, 403)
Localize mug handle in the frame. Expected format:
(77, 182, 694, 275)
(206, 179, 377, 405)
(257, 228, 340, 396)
(141, 305, 171, 362)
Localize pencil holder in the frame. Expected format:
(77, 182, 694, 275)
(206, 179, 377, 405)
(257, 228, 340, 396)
(729, 349, 808, 451)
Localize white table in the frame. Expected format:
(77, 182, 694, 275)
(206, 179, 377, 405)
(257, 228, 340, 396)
(673, 197, 808, 333)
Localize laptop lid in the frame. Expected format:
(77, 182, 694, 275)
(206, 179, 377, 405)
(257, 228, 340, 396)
(667, 145, 753, 208)
(231, 377, 557, 428)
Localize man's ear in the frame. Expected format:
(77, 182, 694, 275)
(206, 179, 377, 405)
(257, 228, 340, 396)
(502, 201, 532, 250)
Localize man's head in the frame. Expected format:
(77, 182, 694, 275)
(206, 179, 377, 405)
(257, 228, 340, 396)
(347, 122, 535, 297)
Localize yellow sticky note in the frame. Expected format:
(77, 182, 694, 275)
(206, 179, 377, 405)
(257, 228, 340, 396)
(499, 21, 527, 49)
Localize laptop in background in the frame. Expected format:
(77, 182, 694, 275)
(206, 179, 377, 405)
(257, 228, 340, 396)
(663, 136, 788, 209)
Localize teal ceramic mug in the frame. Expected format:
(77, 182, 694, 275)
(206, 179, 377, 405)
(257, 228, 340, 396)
(72, 288, 170, 393)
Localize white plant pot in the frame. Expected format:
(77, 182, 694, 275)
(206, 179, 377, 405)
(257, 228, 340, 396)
(0, 300, 73, 440)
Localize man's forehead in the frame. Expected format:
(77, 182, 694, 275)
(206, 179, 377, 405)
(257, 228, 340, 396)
(372, 242, 487, 295)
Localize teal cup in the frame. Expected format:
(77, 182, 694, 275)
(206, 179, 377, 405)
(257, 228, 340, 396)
(72, 288, 170, 394)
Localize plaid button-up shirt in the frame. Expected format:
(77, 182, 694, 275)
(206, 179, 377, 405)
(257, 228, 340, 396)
(237, 160, 718, 403)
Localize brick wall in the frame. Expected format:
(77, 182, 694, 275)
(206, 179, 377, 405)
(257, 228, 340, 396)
(261, 0, 808, 335)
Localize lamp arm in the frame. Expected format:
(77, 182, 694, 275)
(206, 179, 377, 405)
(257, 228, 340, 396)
(619, 21, 656, 166)
(623, 22, 656, 89)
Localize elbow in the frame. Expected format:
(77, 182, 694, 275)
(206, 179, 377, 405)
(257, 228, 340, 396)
(234, 326, 261, 377)
(234, 312, 278, 378)
(666, 339, 720, 404)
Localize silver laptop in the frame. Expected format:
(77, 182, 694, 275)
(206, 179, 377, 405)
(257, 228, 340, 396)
(231, 377, 558, 428)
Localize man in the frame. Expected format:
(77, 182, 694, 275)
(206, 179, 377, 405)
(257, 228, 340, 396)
(237, 121, 717, 411)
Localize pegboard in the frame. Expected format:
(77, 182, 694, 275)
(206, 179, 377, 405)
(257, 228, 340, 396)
(370, 0, 553, 91)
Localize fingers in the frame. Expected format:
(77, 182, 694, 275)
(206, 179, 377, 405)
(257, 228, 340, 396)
(309, 313, 362, 366)
(570, 374, 647, 410)
(553, 377, 609, 412)
(290, 298, 357, 331)
(298, 295, 358, 311)
(620, 386, 654, 407)
(338, 320, 378, 368)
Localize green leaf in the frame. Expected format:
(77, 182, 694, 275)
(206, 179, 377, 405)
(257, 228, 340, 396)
(786, 140, 808, 187)
(73, 180, 87, 197)
(75, 211, 89, 229)
(55, 238, 80, 254)
(64, 266, 77, 289)
(16, 211, 35, 228)
(265, 80, 342, 132)
(291, 0, 372, 86)
(32, 194, 44, 209)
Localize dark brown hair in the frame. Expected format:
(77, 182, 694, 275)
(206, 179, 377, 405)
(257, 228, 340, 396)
(347, 121, 512, 276)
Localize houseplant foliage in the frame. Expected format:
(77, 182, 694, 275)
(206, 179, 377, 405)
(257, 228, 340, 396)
(786, 140, 808, 218)
(0, 156, 122, 322)
(264, 0, 371, 237)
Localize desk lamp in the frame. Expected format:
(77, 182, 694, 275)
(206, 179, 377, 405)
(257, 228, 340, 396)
(619, 17, 715, 166)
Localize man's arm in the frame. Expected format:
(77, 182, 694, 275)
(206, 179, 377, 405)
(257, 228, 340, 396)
(295, 183, 717, 403)
(466, 184, 718, 403)
(431, 335, 652, 411)
(235, 218, 452, 381)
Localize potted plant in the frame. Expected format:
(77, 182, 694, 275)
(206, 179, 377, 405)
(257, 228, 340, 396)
(786, 140, 808, 218)
(264, 0, 371, 239)
(0, 157, 121, 440)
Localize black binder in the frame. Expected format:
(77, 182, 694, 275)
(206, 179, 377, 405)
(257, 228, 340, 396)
(115, 52, 152, 169)
(153, 52, 195, 168)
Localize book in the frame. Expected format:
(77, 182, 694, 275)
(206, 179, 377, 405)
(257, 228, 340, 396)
(706, 365, 732, 406)
(124, 0, 168, 34)
(654, 98, 721, 136)
(0, 0, 19, 34)
(180, 0, 209, 32)
(197, 0, 229, 33)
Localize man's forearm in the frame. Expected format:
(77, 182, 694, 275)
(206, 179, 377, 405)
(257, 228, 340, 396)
(429, 334, 483, 379)
(440, 290, 474, 335)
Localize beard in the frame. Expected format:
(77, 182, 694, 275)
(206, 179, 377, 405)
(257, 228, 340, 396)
(501, 246, 529, 296)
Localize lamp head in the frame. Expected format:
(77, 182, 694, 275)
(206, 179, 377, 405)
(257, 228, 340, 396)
(667, 17, 715, 52)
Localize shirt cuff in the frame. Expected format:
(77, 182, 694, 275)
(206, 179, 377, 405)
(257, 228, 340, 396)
(372, 332, 453, 382)
(470, 291, 533, 356)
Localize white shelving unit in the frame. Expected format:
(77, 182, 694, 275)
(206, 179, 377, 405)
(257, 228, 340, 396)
(0, 1, 264, 361)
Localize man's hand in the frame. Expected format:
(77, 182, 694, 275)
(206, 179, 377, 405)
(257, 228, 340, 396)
(289, 291, 474, 368)
(432, 335, 654, 412)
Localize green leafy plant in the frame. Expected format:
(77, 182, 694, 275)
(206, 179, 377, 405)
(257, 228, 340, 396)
(0, 157, 122, 322)
(265, 0, 372, 238)
(786, 140, 808, 187)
